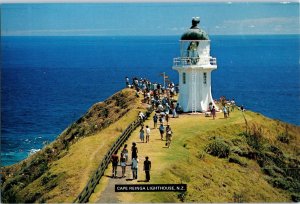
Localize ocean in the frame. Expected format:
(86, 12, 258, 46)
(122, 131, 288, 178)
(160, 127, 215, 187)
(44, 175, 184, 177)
(1, 35, 299, 166)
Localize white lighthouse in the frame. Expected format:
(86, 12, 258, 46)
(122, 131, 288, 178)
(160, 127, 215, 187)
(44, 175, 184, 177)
(172, 17, 218, 113)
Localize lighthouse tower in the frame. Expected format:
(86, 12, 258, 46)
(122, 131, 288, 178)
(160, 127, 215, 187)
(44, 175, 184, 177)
(172, 17, 217, 113)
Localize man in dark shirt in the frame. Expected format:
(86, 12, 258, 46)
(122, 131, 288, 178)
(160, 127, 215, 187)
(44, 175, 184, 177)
(143, 156, 151, 182)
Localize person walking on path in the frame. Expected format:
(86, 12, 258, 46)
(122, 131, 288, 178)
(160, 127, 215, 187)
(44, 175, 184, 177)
(223, 106, 227, 119)
(131, 157, 139, 180)
(165, 113, 169, 125)
(211, 106, 216, 120)
(121, 144, 129, 162)
(159, 123, 165, 140)
(120, 153, 127, 178)
(146, 125, 151, 143)
(153, 113, 158, 129)
(166, 125, 173, 148)
(139, 126, 145, 143)
(143, 156, 151, 182)
(131, 142, 138, 159)
(111, 150, 119, 178)
(227, 105, 230, 117)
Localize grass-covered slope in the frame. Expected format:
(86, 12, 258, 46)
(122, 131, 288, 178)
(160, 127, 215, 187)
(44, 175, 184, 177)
(1, 88, 146, 203)
(92, 109, 300, 203)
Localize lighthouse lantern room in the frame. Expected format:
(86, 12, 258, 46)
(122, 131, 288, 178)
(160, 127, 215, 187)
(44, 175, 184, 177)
(172, 17, 218, 113)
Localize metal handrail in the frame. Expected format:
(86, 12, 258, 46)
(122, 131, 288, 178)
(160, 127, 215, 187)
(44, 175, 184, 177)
(73, 108, 153, 203)
(173, 57, 217, 66)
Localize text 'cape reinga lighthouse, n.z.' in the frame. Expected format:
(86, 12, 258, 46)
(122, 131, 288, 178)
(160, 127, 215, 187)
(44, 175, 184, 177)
(173, 17, 218, 113)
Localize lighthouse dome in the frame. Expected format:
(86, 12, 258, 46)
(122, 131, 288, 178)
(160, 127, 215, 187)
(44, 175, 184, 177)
(181, 17, 209, 40)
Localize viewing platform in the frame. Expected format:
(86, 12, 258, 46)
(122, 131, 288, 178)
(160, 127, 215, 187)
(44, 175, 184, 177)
(173, 56, 217, 68)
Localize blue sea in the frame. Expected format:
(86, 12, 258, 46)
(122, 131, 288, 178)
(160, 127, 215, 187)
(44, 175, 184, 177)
(1, 35, 299, 166)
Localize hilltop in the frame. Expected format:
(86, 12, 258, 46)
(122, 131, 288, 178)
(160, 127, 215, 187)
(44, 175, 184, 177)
(1, 88, 300, 203)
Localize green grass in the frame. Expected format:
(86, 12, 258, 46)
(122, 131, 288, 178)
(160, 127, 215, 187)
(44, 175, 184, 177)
(2, 90, 299, 203)
(92, 109, 299, 203)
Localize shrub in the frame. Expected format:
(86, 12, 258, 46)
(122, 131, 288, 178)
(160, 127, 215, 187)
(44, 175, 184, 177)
(245, 124, 266, 152)
(277, 133, 290, 144)
(197, 151, 205, 160)
(270, 178, 291, 190)
(178, 191, 187, 202)
(24, 191, 42, 203)
(205, 138, 230, 158)
(233, 192, 246, 203)
(291, 193, 300, 202)
(228, 154, 247, 167)
(262, 165, 277, 177)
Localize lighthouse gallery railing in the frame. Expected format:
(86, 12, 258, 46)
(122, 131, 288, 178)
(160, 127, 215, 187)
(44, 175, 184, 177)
(173, 57, 217, 67)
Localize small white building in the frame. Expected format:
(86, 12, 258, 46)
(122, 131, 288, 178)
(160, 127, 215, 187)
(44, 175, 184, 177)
(172, 17, 218, 113)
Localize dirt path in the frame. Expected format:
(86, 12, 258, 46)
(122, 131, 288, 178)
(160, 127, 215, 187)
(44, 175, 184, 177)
(94, 114, 174, 203)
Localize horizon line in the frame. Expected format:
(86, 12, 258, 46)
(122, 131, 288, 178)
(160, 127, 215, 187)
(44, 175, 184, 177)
(1, 0, 299, 4)
(2, 33, 300, 37)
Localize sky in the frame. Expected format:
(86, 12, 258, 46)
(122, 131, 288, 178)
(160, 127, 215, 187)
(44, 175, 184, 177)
(1, 2, 299, 36)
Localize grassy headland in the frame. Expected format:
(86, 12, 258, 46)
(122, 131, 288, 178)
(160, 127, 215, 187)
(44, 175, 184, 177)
(1, 88, 146, 203)
(1, 89, 299, 203)
(91, 102, 300, 202)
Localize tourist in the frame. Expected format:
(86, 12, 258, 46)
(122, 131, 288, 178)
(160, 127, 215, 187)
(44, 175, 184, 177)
(153, 113, 158, 129)
(209, 102, 213, 112)
(176, 103, 183, 114)
(165, 113, 169, 124)
(139, 111, 145, 122)
(131, 157, 138, 180)
(159, 123, 165, 140)
(211, 106, 216, 120)
(146, 125, 151, 143)
(166, 125, 173, 148)
(223, 106, 227, 118)
(158, 103, 164, 112)
(231, 99, 235, 111)
(125, 77, 130, 87)
(111, 150, 119, 178)
(227, 105, 230, 117)
(121, 144, 129, 162)
(241, 105, 245, 112)
(131, 142, 138, 159)
(120, 153, 127, 178)
(143, 156, 151, 182)
(172, 106, 177, 118)
(139, 126, 145, 143)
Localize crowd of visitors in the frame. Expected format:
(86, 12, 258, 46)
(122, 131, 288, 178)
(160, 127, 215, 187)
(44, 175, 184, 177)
(110, 77, 244, 181)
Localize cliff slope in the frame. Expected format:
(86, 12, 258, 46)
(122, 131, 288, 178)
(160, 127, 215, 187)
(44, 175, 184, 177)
(1, 88, 146, 203)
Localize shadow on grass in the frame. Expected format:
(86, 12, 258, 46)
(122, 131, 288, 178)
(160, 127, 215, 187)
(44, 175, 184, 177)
(137, 180, 149, 182)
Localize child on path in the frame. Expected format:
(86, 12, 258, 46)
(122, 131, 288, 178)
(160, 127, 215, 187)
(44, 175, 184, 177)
(146, 125, 151, 143)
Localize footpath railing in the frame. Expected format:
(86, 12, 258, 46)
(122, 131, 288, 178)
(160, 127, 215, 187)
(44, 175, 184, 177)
(73, 108, 153, 203)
